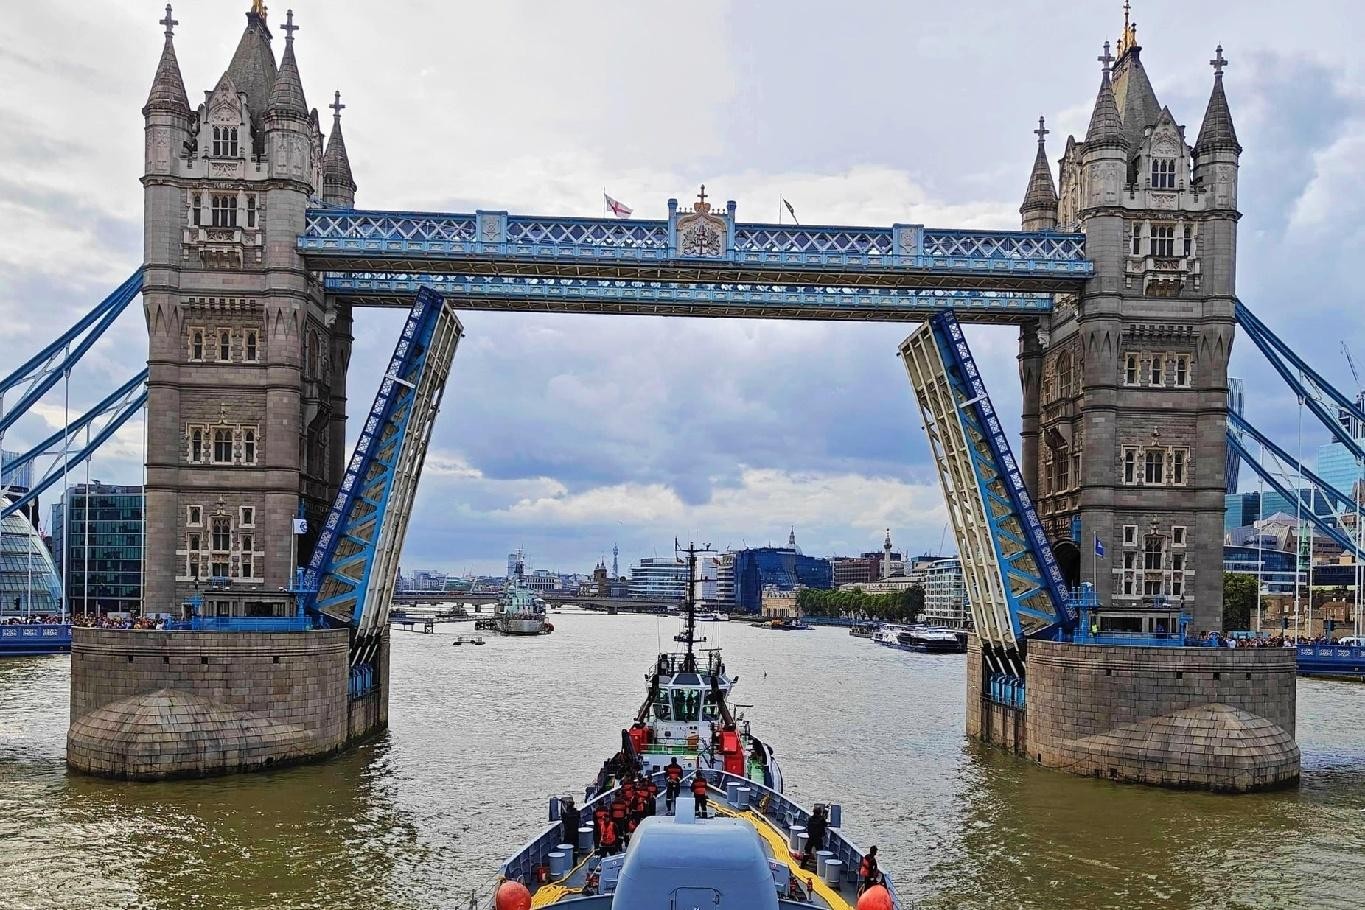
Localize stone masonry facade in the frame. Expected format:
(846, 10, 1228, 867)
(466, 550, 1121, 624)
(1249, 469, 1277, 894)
(142, 7, 357, 616)
(966, 636, 1299, 792)
(1017, 23, 1241, 630)
(67, 627, 388, 779)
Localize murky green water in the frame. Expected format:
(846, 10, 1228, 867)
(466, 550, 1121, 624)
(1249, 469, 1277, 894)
(2, 615, 1363, 909)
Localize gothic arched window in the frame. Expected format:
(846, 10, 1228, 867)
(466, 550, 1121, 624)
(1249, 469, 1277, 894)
(244, 330, 258, 362)
(211, 126, 239, 158)
(190, 330, 204, 361)
(211, 195, 237, 228)
(211, 517, 231, 552)
(242, 429, 257, 465)
(218, 330, 231, 362)
(1151, 158, 1177, 190)
(190, 428, 203, 463)
(213, 429, 233, 463)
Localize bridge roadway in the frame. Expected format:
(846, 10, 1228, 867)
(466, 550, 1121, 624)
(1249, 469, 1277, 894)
(390, 591, 680, 613)
(298, 204, 1091, 322)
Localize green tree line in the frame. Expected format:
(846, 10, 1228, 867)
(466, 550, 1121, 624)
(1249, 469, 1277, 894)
(797, 586, 926, 623)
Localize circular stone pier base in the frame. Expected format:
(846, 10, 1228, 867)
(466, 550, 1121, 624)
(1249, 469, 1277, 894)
(67, 628, 388, 780)
(967, 637, 1300, 792)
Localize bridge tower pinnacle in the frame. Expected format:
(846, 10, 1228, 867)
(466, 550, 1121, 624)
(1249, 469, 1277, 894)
(140, 4, 357, 617)
(1021, 26, 1240, 630)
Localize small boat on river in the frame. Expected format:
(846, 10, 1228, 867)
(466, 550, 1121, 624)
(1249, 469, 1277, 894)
(491, 544, 898, 909)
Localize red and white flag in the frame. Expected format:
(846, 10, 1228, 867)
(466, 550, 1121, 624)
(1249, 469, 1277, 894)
(604, 192, 633, 219)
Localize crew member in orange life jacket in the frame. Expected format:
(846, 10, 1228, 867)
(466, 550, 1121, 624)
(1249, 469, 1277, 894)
(858, 845, 882, 894)
(665, 757, 683, 812)
(691, 772, 709, 817)
(592, 804, 609, 849)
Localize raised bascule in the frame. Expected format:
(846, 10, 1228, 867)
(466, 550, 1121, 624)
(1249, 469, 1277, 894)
(3, 3, 1330, 788)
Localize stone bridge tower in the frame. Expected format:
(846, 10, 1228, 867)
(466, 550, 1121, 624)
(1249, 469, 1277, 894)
(1018, 21, 1241, 631)
(141, 4, 358, 615)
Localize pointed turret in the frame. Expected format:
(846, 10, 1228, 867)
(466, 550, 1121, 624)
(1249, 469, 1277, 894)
(1085, 45, 1127, 151)
(1195, 46, 1241, 156)
(144, 4, 190, 116)
(1111, 22, 1161, 151)
(322, 91, 358, 207)
(223, 3, 278, 123)
(268, 10, 308, 117)
(1020, 116, 1059, 231)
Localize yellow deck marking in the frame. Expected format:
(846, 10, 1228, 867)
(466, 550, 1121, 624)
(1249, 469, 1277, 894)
(710, 798, 855, 910)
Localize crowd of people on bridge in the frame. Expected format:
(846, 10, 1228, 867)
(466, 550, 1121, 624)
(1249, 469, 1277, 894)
(0, 613, 66, 624)
(70, 613, 169, 630)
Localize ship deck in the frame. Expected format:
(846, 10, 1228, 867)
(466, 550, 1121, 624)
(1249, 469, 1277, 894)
(510, 772, 897, 909)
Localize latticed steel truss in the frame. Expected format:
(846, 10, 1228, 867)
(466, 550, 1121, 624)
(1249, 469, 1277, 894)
(322, 273, 1054, 322)
(301, 288, 462, 653)
(900, 313, 1072, 669)
(300, 205, 1091, 319)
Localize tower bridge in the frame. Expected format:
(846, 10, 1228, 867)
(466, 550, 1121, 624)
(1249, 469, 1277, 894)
(8, 4, 1307, 789)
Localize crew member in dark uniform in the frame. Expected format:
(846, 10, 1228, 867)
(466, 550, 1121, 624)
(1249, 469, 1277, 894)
(560, 797, 581, 854)
(803, 805, 828, 869)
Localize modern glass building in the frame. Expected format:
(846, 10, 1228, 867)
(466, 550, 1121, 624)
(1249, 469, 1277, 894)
(1, 494, 62, 614)
(1260, 488, 1333, 523)
(1317, 438, 1364, 503)
(628, 557, 688, 599)
(923, 557, 968, 627)
(1, 449, 32, 490)
(51, 483, 143, 615)
(733, 547, 832, 614)
(1224, 491, 1260, 534)
(1226, 378, 1245, 494)
(1223, 545, 1297, 595)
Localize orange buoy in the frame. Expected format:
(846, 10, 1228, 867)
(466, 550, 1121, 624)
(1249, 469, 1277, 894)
(494, 880, 532, 910)
(857, 885, 894, 910)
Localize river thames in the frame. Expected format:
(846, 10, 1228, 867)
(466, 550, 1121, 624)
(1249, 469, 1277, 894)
(2, 614, 1363, 910)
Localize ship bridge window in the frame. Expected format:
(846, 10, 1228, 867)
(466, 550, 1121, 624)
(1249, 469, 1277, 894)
(654, 702, 671, 721)
(671, 688, 701, 722)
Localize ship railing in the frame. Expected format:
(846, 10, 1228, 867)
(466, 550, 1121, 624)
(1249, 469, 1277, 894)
(697, 768, 902, 909)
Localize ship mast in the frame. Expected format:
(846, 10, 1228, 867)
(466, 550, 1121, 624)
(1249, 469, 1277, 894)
(678, 541, 711, 672)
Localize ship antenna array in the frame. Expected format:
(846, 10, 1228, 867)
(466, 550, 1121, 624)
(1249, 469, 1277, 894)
(680, 541, 714, 670)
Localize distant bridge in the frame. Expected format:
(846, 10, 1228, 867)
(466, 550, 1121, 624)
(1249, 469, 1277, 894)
(390, 591, 681, 613)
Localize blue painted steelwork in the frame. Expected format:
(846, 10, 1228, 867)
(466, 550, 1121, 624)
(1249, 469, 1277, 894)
(928, 312, 1074, 639)
(0, 623, 71, 656)
(1236, 302, 1365, 463)
(1227, 433, 1365, 561)
(322, 272, 1055, 320)
(0, 271, 143, 435)
(0, 384, 148, 523)
(302, 208, 1089, 276)
(301, 287, 461, 645)
(987, 673, 1026, 708)
(1296, 643, 1365, 678)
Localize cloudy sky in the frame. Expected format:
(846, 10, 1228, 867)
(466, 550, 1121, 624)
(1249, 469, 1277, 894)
(3, 1, 1364, 577)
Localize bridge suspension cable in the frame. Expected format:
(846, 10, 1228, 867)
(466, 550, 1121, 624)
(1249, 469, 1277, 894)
(0, 270, 143, 437)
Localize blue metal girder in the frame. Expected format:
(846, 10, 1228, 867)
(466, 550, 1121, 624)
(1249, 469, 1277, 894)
(1227, 433, 1365, 561)
(1228, 412, 1358, 514)
(929, 312, 1074, 639)
(0, 388, 147, 522)
(322, 273, 1054, 321)
(1, 370, 148, 480)
(301, 287, 449, 628)
(302, 208, 1090, 272)
(299, 208, 1092, 301)
(1236, 302, 1365, 462)
(0, 270, 143, 434)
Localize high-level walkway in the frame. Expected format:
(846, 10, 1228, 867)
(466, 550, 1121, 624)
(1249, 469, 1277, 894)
(299, 200, 1091, 321)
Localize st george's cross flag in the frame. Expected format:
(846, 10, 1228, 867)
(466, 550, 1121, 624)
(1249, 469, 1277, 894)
(604, 193, 633, 219)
